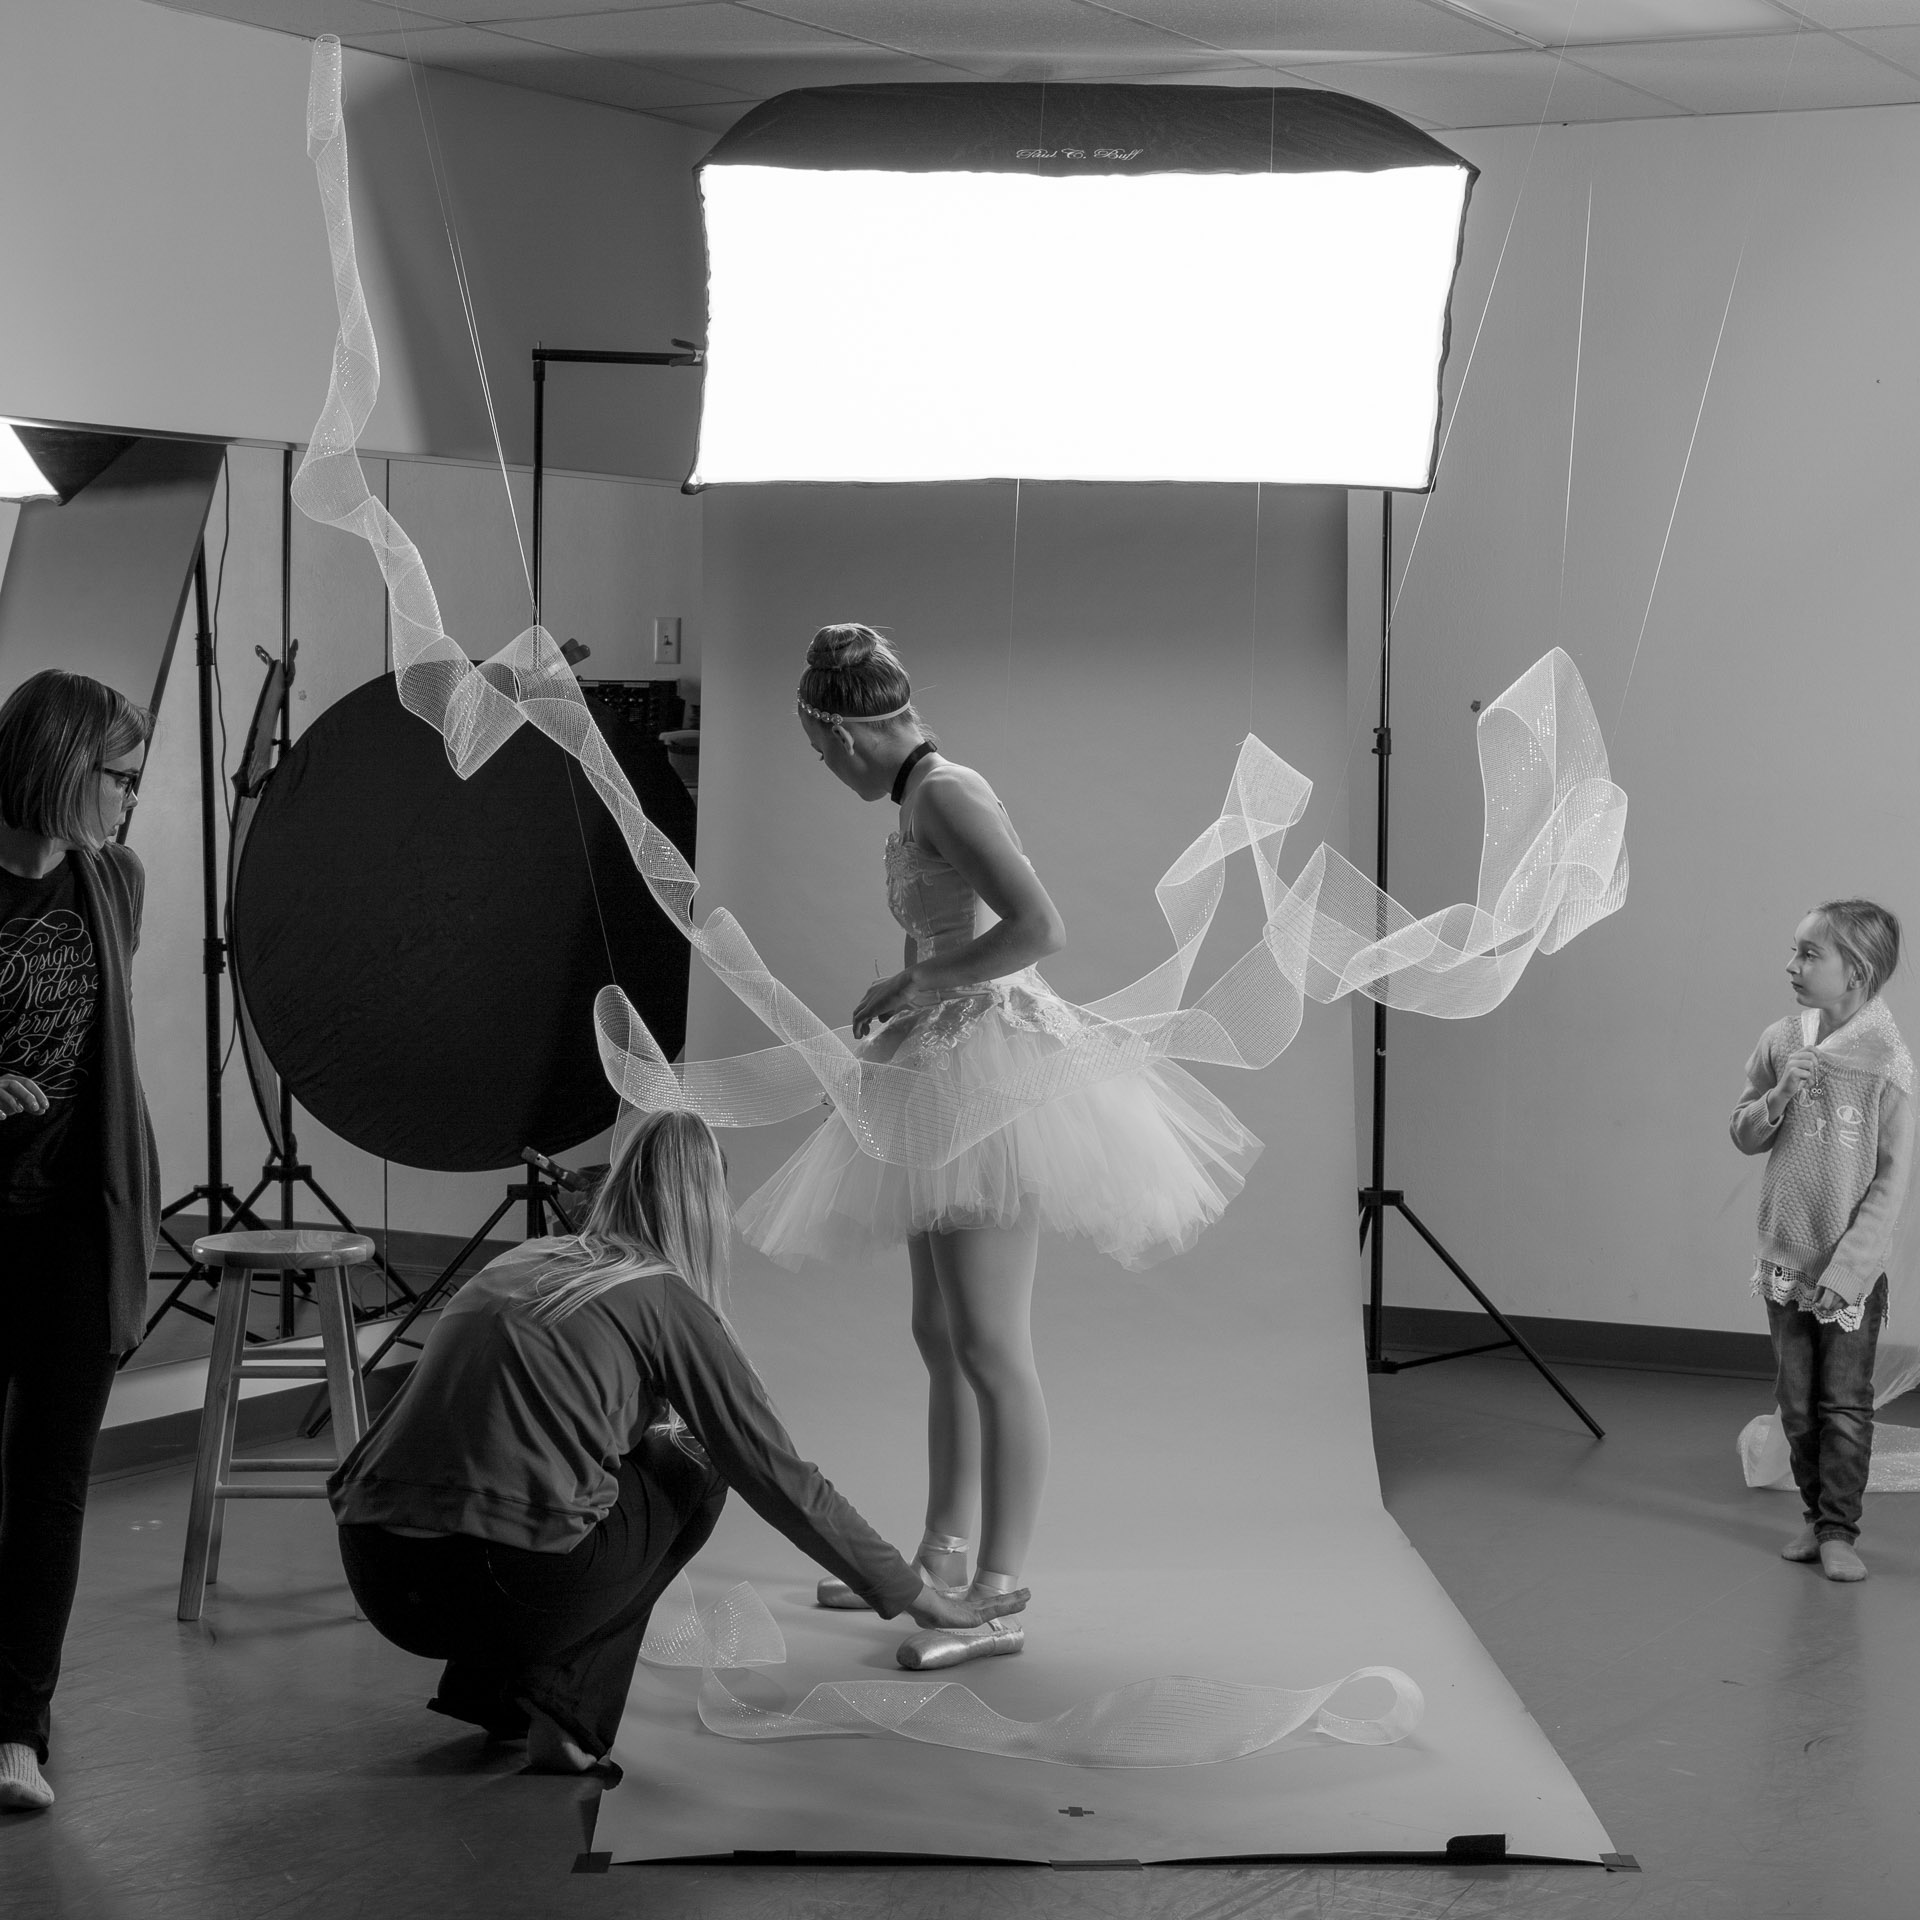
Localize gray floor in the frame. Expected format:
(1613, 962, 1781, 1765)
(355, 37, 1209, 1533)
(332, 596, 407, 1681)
(7, 1355, 1915, 1919)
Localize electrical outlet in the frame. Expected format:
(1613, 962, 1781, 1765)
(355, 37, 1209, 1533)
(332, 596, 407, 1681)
(653, 616, 681, 666)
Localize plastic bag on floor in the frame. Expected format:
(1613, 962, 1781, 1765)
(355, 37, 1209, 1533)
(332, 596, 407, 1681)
(1739, 1411, 1920, 1491)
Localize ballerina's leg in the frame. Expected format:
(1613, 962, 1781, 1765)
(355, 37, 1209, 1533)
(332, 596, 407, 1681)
(927, 1208, 1048, 1584)
(908, 1230, 980, 1589)
(893, 1209, 1046, 1671)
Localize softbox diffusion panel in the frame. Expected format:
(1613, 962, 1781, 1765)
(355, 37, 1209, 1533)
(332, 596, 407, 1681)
(0, 435, 225, 712)
(692, 85, 1475, 489)
(232, 677, 696, 1171)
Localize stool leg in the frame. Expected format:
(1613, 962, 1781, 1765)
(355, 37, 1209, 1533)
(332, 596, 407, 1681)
(316, 1269, 367, 1457)
(179, 1268, 252, 1622)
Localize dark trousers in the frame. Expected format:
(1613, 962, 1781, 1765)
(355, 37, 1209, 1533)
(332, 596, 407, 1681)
(0, 1210, 117, 1760)
(338, 1429, 727, 1758)
(1769, 1275, 1887, 1545)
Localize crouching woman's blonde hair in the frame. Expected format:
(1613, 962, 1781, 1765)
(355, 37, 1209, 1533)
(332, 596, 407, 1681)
(531, 1109, 734, 1329)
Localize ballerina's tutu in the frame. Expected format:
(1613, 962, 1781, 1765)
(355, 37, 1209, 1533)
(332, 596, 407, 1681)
(739, 805, 1262, 1271)
(736, 967, 1263, 1272)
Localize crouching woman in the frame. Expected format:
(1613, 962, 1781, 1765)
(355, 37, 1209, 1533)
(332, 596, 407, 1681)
(329, 1109, 1023, 1771)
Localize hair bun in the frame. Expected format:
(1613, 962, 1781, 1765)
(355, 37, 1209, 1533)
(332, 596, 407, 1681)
(808, 623, 883, 670)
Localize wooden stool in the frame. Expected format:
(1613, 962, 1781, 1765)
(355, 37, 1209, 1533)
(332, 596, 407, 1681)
(177, 1230, 375, 1622)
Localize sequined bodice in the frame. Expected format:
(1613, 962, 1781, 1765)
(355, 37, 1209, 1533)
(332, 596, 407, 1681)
(885, 832, 980, 963)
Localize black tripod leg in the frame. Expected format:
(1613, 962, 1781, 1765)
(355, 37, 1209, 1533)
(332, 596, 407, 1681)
(305, 1174, 420, 1304)
(1391, 1198, 1604, 1441)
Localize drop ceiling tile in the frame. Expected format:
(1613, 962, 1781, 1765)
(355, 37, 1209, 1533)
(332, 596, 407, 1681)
(1283, 49, 1685, 125)
(1570, 29, 1920, 108)
(1841, 22, 1920, 68)
(745, 0, 1208, 67)
(402, 0, 709, 17)
(1092, 1, 1522, 58)
(344, 22, 751, 106)
(1443, 0, 1799, 42)
(1773, 2, 1920, 24)
(155, 0, 451, 32)
(504, 4, 867, 59)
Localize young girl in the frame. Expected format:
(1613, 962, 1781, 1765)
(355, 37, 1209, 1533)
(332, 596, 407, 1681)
(736, 625, 1258, 1670)
(331, 1109, 1022, 1771)
(1731, 899, 1913, 1582)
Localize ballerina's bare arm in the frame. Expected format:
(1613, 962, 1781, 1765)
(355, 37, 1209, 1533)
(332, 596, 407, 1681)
(851, 767, 1065, 1036)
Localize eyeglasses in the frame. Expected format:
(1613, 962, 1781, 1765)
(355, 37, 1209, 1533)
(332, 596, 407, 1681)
(98, 766, 140, 797)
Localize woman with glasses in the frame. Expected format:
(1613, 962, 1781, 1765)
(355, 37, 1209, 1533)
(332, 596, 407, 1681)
(0, 669, 158, 1813)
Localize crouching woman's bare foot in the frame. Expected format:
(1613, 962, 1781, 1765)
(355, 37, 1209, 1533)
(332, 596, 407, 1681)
(526, 1709, 604, 1774)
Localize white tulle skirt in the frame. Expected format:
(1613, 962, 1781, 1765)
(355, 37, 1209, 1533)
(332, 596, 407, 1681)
(735, 977, 1262, 1272)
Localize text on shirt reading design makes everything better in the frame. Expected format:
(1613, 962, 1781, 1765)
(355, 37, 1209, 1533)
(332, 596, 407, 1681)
(0, 909, 98, 1099)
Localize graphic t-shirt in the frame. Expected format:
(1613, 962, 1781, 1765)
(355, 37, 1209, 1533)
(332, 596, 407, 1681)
(0, 857, 101, 1211)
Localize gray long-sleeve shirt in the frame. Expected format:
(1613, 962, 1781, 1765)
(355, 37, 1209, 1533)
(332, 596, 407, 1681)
(328, 1240, 920, 1617)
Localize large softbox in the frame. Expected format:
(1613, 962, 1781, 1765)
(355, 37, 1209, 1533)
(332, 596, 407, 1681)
(692, 85, 1475, 490)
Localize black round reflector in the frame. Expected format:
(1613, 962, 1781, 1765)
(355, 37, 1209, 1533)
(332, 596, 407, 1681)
(232, 676, 696, 1170)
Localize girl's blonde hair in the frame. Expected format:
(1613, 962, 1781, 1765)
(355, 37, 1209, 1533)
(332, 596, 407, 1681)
(531, 1109, 734, 1327)
(1814, 898, 1902, 1000)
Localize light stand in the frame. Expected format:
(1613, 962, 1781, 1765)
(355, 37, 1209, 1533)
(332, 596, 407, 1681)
(339, 1153, 576, 1385)
(1356, 493, 1604, 1441)
(144, 541, 268, 1341)
(227, 451, 415, 1335)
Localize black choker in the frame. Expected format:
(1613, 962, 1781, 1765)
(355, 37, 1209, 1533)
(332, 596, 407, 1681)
(891, 740, 937, 805)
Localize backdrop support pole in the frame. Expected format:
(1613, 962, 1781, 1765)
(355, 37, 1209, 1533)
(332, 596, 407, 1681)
(528, 341, 703, 638)
(1356, 492, 1604, 1440)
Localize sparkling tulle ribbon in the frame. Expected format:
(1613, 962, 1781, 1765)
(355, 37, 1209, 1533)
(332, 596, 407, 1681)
(296, 37, 1628, 1172)
(637, 1574, 1424, 1766)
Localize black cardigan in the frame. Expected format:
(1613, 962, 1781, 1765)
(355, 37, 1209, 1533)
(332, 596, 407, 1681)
(70, 843, 162, 1354)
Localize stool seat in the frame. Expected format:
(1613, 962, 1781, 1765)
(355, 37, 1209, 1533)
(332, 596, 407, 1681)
(191, 1229, 375, 1272)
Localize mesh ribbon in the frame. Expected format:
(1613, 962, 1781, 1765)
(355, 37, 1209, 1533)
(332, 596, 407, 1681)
(297, 37, 1628, 1173)
(637, 1573, 1423, 1767)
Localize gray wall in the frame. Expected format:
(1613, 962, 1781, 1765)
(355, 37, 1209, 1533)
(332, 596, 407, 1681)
(1348, 104, 1920, 1336)
(0, 0, 707, 478)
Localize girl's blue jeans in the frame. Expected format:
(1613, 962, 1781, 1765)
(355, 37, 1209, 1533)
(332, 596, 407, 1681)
(1767, 1274, 1887, 1544)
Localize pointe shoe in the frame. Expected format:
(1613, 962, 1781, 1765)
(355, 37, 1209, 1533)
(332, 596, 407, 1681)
(1819, 1539, 1868, 1582)
(815, 1574, 873, 1609)
(895, 1616, 1025, 1672)
(0, 1744, 54, 1811)
(1780, 1525, 1821, 1563)
(819, 1547, 970, 1611)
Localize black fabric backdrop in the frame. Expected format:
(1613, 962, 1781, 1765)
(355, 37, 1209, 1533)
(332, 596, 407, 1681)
(231, 678, 695, 1171)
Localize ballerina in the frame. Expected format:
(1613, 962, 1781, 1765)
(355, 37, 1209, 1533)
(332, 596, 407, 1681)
(737, 625, 1261, 1669)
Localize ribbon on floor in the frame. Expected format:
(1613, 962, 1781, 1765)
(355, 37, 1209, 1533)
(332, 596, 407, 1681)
(637, 1573, 1424, 1767)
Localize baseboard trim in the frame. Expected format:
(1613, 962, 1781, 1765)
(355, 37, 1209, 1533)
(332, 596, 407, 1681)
(1377, 1306, 1775, 1381)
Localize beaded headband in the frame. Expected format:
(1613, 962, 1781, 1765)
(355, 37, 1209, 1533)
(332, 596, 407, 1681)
(796, 693, 913, 727)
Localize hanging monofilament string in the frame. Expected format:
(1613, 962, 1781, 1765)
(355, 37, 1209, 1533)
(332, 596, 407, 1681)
(1556, 177, 1594, 647)
(1615, 18, 1807, 727)
(385, 5, 534, 616)
(1003, 477, 1021, 766)
(1388, 8, 1581, 630)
